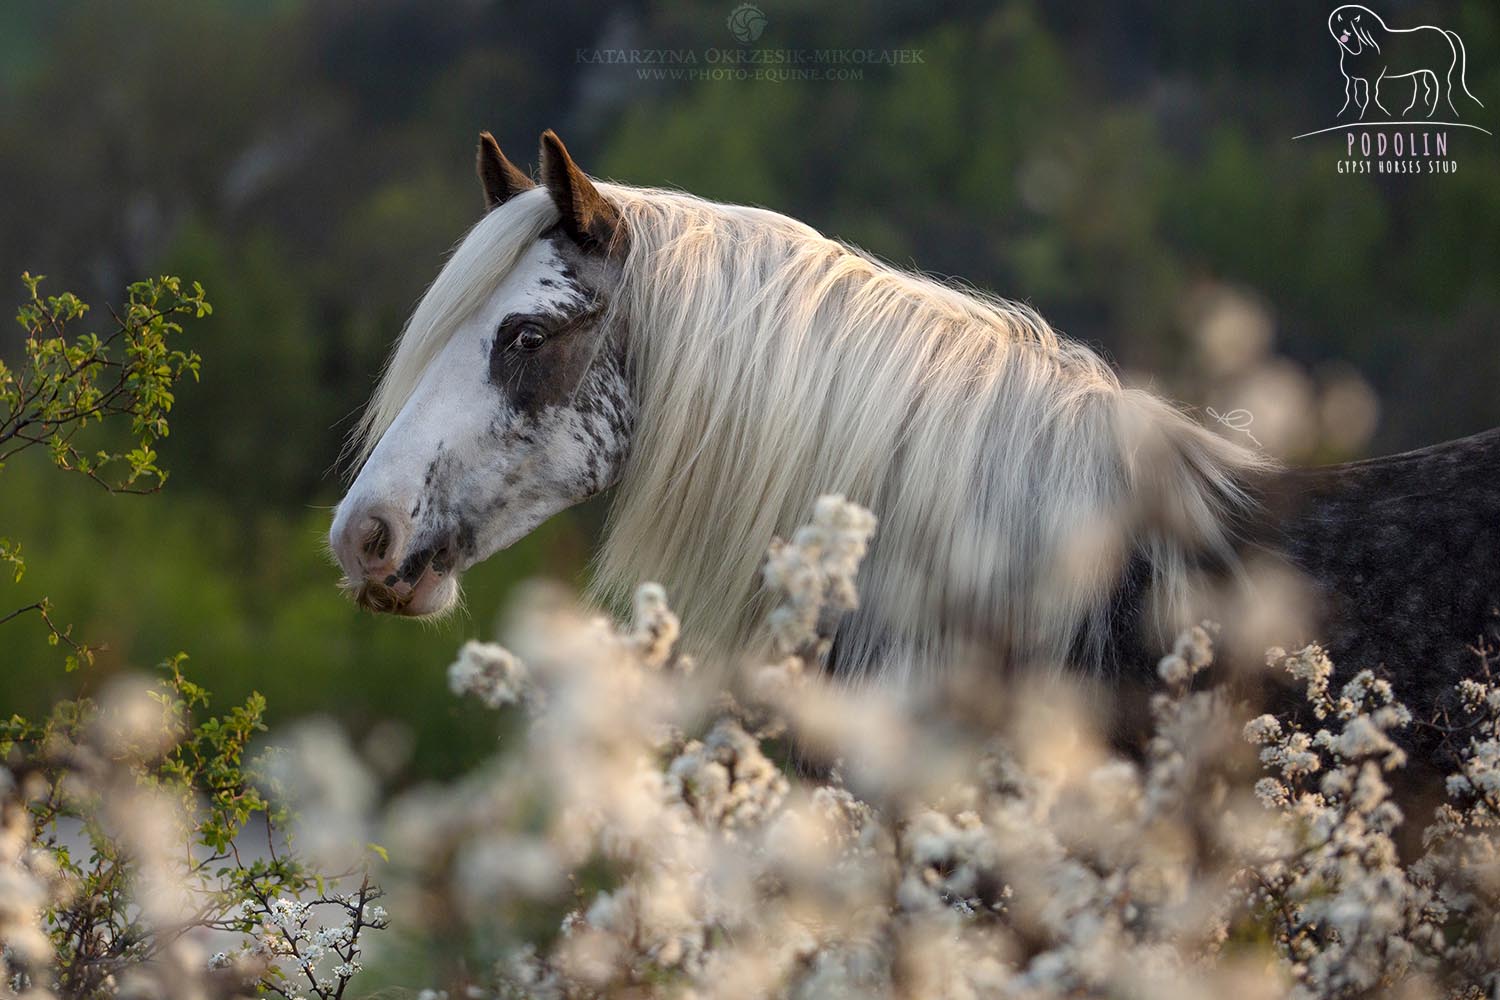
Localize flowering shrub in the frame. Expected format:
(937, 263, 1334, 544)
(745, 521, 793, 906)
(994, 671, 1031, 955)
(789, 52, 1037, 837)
(0, 668, 386, 1000)
(0, 276, 382, 1000)
(7, 482, 1500, 1000)
(352, 496, 1496, 1000)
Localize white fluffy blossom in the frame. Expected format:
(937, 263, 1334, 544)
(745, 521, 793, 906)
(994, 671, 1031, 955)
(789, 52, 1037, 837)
(762, 494, 877, 656)
(448, 640, 534, 709)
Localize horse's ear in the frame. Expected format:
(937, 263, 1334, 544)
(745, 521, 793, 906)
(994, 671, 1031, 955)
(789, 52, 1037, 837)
(477, 131, 535, 211)
(538, 129, 621, 253)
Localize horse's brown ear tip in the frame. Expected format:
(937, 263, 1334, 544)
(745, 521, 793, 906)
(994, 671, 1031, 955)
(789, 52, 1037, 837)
(539, 129, 569, 161)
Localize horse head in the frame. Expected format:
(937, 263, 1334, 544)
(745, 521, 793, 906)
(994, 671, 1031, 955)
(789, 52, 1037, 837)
(330, 131, 633, 617)
(1329, 5, 1384, 56)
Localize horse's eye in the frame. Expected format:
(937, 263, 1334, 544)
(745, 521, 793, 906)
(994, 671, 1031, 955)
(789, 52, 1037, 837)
(513, 324, 546, 352)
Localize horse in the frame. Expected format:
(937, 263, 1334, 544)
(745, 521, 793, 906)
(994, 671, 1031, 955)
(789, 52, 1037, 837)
(330, 130, 1500, 764)
(1328, 4, 1484, 119)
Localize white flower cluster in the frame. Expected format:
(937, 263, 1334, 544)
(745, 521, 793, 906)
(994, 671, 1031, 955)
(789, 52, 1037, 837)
(242, 890, 386, 999)
(0, 684, 242, 1000)
(0, 767, 58, 998)
(1243, 650, 1432, 995)
(0, 682, 388, 1000)
(1228, 646, 1500, 996)
(1410, 669, 1500, 992)
(449, 640, 535, 709)
(761, 494, 876, 658)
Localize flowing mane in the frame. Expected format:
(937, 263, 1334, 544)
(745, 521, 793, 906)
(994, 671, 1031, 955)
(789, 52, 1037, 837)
(357, 182, 1271, 684)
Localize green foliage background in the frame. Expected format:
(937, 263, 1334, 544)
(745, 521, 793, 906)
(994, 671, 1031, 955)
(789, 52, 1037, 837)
(2, 0, 1498, 782)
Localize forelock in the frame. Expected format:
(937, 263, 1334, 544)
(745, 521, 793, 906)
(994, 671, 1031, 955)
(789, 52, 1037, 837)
(349, 187, 561, 472)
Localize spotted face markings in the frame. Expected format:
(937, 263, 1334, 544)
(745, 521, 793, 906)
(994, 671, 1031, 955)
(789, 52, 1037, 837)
(335, 216, 638, 617)
(440, 228, 635, 565)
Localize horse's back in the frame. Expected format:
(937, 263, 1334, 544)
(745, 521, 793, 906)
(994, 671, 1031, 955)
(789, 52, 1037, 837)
(1255, 427, 1500, 747)
(1386, 25, 1459, 75)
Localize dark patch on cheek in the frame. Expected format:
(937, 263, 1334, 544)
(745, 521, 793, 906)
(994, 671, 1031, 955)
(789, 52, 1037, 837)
(490, 319, 602, 417)
(454, 520, 477, 560)
(461, 231, 636, 529)
(488, 231, 624, 418)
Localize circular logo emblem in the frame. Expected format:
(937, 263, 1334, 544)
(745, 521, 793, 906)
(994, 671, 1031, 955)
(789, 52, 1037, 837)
(727, 3, 767, 43)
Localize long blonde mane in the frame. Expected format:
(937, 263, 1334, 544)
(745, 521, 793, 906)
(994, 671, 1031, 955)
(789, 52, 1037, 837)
(360, 182, 1271, 683)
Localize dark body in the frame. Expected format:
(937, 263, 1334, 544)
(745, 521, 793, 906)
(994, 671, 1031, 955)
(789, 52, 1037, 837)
(1250, 427, 1500, 760)
(1046, 429, 1500, 777)
(829, 429, 1500, 771)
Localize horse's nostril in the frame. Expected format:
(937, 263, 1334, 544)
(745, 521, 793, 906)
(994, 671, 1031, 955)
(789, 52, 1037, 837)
(361, 516, 391, 561)
(333, 505, 411, 579)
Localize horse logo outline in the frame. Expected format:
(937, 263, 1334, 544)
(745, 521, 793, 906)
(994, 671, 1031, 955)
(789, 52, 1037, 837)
(1328, 4, 1483, 120)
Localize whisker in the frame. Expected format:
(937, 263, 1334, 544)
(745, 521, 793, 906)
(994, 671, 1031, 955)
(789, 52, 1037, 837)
(341, 576, 415, 615)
